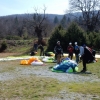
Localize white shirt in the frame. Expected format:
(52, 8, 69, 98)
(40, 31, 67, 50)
(79, 46, 84, 56)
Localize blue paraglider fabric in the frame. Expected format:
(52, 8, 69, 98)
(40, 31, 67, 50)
(53, 59, 78, 72)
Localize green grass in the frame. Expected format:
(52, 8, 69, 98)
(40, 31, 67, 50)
(66, 82, 100, 95)
(0, 77, 63, 100)
(0, 59, 100, 99)
(78, 59, 100, 78)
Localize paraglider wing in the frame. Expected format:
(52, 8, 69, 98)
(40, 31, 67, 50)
(52, 60, 78, 72)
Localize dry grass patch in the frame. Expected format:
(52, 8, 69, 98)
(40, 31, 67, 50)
(66, 82, 100, 96)
(0, 60, 19, 73)
(0, 76, 100, 100)
(0, 76, 64, 100)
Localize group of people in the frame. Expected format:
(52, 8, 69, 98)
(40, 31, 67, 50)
(67, 42, 80, 63)
(31, 40, 96, 72)
(54, 41, 96, 72)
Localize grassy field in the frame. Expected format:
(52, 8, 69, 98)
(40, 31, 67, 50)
(0, 40, 100, 100)
(0, 56, 100, 100)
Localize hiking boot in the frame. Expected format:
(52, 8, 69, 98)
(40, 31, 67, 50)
(80, 70, 86, 73)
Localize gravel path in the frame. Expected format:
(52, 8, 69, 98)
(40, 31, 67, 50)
(19, 67, 100, 83)
(0, 66, 100, 83)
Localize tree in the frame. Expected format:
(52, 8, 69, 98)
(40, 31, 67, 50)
(64, 22, 86, 46)
(46, 25, 65, 52)
(0, 41, 7, 52)
(94, 34, 100, 50)
(60, 15, 67, 28)
(86, 31, 99, 47)
(53, 16, 59, 25)
(27, 6, 48, 45)
(67, 17, 71, 23)
(69, 0, 100, 32)
(22, 27, 28, 39)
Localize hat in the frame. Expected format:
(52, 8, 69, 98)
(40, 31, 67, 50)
(69, 42, 72, 45)
(57, 41, 60, 43)
(75, 42, 77, 45)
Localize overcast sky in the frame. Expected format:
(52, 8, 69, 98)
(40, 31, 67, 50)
(0, 0, 69, 16)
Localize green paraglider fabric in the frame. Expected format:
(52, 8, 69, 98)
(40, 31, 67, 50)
(51, 68, 64, 73)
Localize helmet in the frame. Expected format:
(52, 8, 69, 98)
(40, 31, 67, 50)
(75, 42, 77, 45)
(57, 41, 60, 44)
(69, 42, 72, 45)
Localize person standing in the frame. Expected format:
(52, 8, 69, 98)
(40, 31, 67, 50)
(80, 44, 95, 72)
(67, 42, 74, 60)
(30, 41, 38, 56)
(74, 42, 80, 63)
(54, 41, 63, 64)
(79, 45, 84, 62)
(33, 41, 38, 52)
(38, 44, 44, 56)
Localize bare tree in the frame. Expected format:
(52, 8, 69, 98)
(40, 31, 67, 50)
(27, 6, 49, 45)
(69, 0, 100, 32)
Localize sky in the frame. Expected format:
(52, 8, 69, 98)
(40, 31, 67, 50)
(0, 0, 69, 16)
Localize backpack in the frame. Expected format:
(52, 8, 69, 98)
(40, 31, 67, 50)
(74, 46, 80, 54)
(84, 47, 96, 63)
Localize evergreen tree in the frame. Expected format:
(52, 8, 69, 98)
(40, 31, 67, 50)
(86, 32, 99, 47)
(60, 15, 67, 28)
(53, 16, 59, 25)
(14, 16, 18, 25)
(64, 22, 86, 46)
(46, 25, 65, 52)
(78, 16, 83, 24)
(94, 34, 100, 50)
(67, 17, 71, 23)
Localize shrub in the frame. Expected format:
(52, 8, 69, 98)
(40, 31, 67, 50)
(0, 41, 7, 52)
(6, 35, 21, 40)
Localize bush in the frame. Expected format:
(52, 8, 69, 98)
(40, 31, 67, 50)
(0, 41, 7, 52)
(85, 32, 99, 48)
(6, 35, 21, 40)
(93, 34, 100, 50)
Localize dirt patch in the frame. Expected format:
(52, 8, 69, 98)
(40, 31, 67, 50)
(0, 53, 22, 58)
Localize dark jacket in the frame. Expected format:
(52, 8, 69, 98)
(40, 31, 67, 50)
(54, 45, 63, 55)
(83, 46, 95, 63)
(38, 44, 44, 51)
